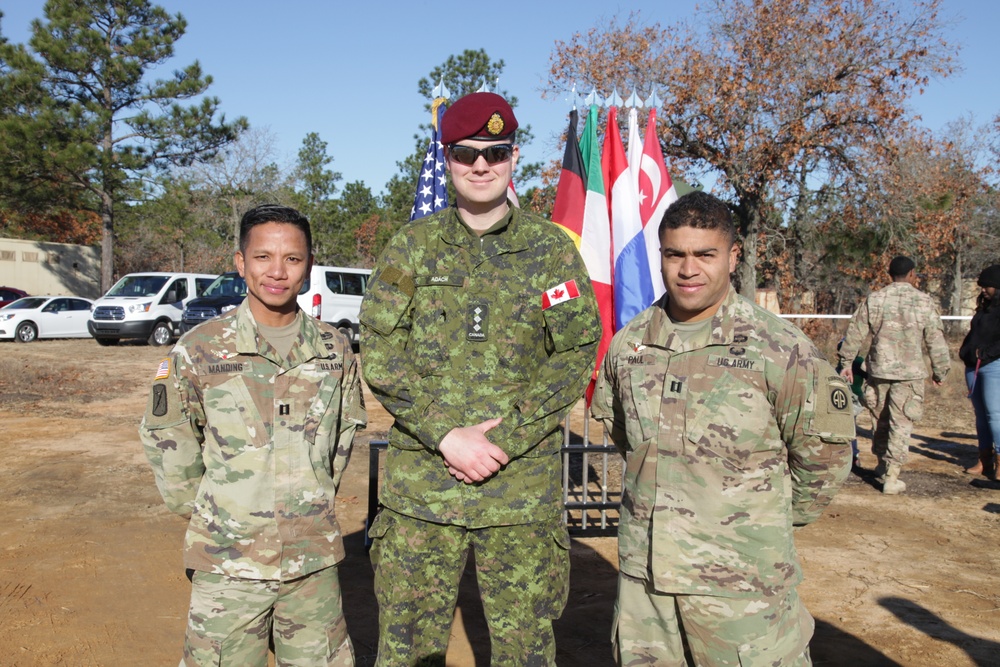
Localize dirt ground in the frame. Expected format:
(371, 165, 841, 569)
(1, 337, 999, 666)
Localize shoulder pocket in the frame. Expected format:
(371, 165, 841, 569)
(360, 266, 414, 336)
(542, 283, 599, 353)
(806, 374, 856, 442)
(142, 380, 187, 429)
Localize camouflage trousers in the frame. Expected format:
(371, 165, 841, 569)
(182, 565, 353, 667)
(367, 509, 570, 667)
(613, 572, 813, 667)
(864, 377, 925, 466)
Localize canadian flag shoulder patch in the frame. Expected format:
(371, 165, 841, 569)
(541, 279, 581, 310)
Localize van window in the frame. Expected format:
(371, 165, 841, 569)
(161, 278, 188, 304)
(327, 271, 366, 296)
(342, 272, 366, 296)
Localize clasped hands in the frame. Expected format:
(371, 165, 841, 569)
(438, 418, 508, 484)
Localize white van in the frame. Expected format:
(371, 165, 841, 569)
(88, 272, 216, 346)
(296, 265, 371, 343)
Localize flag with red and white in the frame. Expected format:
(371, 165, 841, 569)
(605, 106, 651, 331)
(637, 107, 677, 303)
(541, 279, 581, 310)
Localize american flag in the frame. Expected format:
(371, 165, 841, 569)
(410, 99, 449, 221)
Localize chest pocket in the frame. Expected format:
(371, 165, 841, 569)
(202, 373, 269, 456)
(617, 363, 665, 446)
(410, 272, 467, 367)
(685, 368, 775, 471)
(297, 361, 345, 446)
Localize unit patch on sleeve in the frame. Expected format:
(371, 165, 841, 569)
(541, 280, 580, 310)
(151, 384, 168, 417)
(154, 358, 171, 380)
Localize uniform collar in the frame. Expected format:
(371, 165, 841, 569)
(644, 286, 740, 350)
(232, 300, 330, 367)
(440, 202, 529, 254)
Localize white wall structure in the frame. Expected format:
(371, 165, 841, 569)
(0, 238, 101, 299)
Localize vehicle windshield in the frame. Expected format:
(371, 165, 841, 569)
(106, 275, 170, 297)
(6, 298, 47, 310)
(203, 273, 247, 298)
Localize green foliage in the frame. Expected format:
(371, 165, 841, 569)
(294, 132, 342, 206)
(115, 175, 232, 274)
(0, 0, 246, 291)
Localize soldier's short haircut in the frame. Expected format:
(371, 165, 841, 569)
(888, 255, 915, 278)
(239, 204, 312, 256)
(658, 191, 736, 246)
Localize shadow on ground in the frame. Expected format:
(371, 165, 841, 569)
(811, 618, 903, 666)
(879, 596, 1000, 667)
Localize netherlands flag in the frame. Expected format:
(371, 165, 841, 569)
(605, 106, 650, 330)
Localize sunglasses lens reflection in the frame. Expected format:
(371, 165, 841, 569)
(449, 145, 512, 165)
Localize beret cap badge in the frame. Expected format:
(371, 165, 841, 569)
(486, 112, 505, 136)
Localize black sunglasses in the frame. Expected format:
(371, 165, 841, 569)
(447, 143, 514, 166)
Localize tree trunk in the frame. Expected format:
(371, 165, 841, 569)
(950, 244, 964, 315)
(100, 192, 114, 294)
(100, 119, 115, 294)
(948, 245, 965, 336)
(734, 197, 759, 302)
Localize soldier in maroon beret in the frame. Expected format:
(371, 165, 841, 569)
(361, 90, 601, 665)
(437, 91, 521, 227)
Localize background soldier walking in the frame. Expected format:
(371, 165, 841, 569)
(838, 255, 951, 494)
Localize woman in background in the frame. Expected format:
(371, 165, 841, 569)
(959, 264, 1000, 479)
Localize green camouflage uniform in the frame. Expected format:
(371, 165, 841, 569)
(360, 205, 600, 666)
(592, 287, 854, 666)
(139, 301, 366, 666)
(838, 281, 951, 468)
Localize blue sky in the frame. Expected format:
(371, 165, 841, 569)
(2, 0, 997, 196)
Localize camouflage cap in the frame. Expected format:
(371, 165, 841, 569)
(440, 92, 518, 144)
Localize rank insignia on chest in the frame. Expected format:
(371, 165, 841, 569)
(468, 303, 489, 342)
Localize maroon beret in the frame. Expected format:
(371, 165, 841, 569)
(440, 92, 519, 145)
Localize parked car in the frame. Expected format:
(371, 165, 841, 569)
(0, 296, 95, 342)
(180, 272, 247, 333)
(0, 287, 29, 309)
